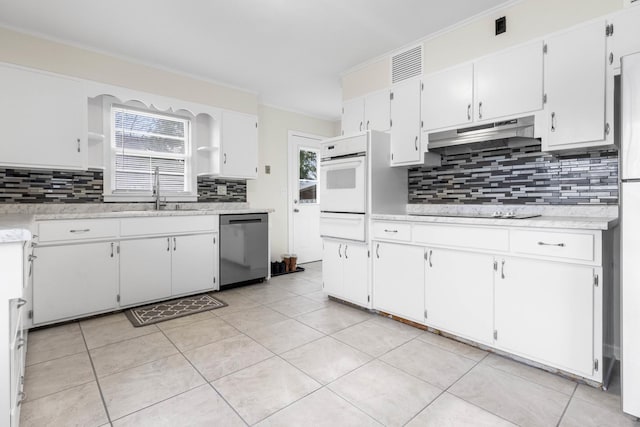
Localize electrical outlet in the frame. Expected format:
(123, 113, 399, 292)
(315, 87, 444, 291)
(217, 184, 227, 195)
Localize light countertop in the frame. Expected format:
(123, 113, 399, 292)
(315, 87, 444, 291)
(370, 213, 617, 230)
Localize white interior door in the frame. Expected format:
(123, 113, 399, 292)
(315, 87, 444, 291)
(289, 132, 323, 263)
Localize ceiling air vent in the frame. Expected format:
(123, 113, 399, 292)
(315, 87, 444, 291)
(391, 45, 423, 84)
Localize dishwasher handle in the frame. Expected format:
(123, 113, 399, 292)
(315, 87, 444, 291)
(228, 218, 263, 224)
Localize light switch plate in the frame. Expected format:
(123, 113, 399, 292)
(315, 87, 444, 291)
(265, 165, 271, 174)
(217, 184, 227, 195)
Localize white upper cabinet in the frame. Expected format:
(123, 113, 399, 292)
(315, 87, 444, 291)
(390, 79, 422, 165)
(609, 6, 640, 70)
(220, 110, 258, 179)
(0, 64, 88, 170)
(364, 90, 391, 131)
(341, 98, 365, 135)
(543, 21, 610, 151)
(422, 63, 474, 131)
(474, 41, 544, 122)
(341, 90, 390, 135)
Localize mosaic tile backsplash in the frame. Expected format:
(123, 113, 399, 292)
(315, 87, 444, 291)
(0, 168, 247, 203)
(408, 139, 618, 205)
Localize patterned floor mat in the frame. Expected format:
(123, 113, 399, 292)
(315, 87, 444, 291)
(125, 293, 227, 327)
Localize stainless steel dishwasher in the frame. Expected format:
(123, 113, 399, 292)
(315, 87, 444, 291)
(219, 213, 268, 288)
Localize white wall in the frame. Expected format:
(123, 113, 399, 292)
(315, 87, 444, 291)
(248, 106, 337, 260)
(0, 27, 258, 114)
(343, 0, 622, 100)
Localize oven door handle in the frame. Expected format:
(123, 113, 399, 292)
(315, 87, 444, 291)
(321, 159, 364, 170)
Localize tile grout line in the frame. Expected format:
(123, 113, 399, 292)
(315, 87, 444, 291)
(556, 383, 578, 427)
(78, 320, 114, 426)
(154, 326, 251, 426)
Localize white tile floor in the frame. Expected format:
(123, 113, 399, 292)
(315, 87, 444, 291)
(20, 262, 639, 426)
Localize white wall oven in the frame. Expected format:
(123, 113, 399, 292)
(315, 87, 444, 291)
(319, 134, 368, 241)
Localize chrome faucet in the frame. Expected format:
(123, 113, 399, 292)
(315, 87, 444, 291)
(153, 167, 167, 210)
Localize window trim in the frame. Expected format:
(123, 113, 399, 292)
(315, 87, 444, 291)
(102, 98, 197, 202)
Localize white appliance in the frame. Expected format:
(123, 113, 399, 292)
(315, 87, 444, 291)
(320, 134, 368, 215)
(621, 52, 640, 419)
(319, 131, 407, 242)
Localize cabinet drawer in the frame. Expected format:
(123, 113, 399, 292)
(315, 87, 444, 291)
(510, 230, 595, 261)
(120, 215, 218, 237)
(38, 219, 118, 242)
(413, 224, 509, 252)
(372, 221, 411, 242)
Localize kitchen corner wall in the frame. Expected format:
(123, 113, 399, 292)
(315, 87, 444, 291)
(342, 0, 621, 100)
(0, 27, 339, 259)
(248, 105, 338, 261)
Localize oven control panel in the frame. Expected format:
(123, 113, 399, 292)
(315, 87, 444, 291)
(321, 134, 367, 159)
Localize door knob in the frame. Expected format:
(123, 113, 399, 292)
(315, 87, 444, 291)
(293, 208, 300, 213)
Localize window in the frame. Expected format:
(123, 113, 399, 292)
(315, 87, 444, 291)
(298, 148, 318, 203)
(105, 105, 195, 201)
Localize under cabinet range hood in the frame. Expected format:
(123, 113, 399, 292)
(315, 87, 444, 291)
(428, 115, 536, 149)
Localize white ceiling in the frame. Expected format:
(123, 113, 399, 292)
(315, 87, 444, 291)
(0, 0, 511, 120)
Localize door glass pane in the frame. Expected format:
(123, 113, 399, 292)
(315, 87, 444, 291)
(299, 149, 318, 203)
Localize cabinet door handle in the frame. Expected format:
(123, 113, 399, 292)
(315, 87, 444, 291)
(344, 245, 348, 259)
(173, 237, 177, 251)
(376, 243, 380, 258)
(359, 121, 363, 131)
(16, 298, 27, 308)
(467, 104, 471, 120)
(16, 337, 25, 349)
(110, 242, 114, 258)
(428, 249, 433, 267)
(338, 243, 342, 258)
(414, 136, 418, 151)
(17, 391, 26, 406)
(478, 102, 483, 119)
(167, 237, 171, 251)
(69, 229, 90, 233)
(501, 259, 506, 279)
(77, 138, 81, 153)
(224, 153, 227, 164)
(537, 241, 565, 247)
(551, 112, 557, 132)
(366, 120, 370, 130)
(383, 229, 398, 233)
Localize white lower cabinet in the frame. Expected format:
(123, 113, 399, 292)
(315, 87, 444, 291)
(424, 248, 495, 345)
(373, 241, 424, 323)
(322, 239, 368, 307)
(171, 233, 218, 296)
(119, 238, 172, 307)
(32, 216, 221, 324)
(33, 242, 119, 324)
(494, 257, 598, 377)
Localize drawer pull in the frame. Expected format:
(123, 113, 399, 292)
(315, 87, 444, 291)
(16, 298, 27, 308)
(384, 229, 398, 233)
(537, 241, 565, 247)
(69, 229, 91, 233)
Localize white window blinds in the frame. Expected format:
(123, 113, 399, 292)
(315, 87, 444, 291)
(111, 107, 190, 193)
